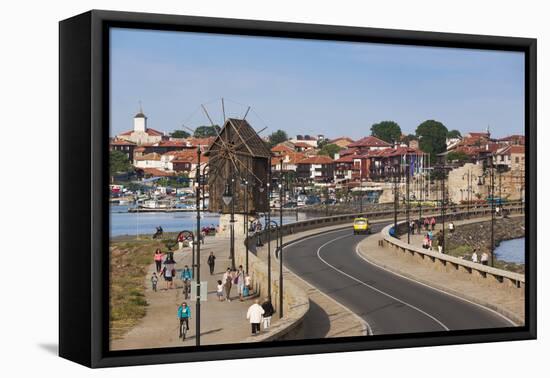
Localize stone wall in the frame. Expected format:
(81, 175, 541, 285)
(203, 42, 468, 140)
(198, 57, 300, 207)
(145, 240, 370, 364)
(446, 216, 525, 255)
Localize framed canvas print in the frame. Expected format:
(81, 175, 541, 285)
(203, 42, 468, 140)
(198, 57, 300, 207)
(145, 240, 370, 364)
(59, 10, 536, 368)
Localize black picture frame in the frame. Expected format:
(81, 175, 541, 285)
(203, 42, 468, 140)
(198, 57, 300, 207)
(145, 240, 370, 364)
(59, 9, 537, 368)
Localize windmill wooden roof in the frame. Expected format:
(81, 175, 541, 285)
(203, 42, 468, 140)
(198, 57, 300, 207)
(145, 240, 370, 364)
(205, 118, 271, 159)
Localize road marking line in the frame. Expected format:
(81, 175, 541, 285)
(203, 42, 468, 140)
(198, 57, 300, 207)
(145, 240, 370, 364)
(281, 229, 373, 336)
(354, 239, 519, 327)
(316, 233, 450, 332)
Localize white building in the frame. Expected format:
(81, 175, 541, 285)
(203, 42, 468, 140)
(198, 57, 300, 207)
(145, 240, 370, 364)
(117, 109, 165, 145)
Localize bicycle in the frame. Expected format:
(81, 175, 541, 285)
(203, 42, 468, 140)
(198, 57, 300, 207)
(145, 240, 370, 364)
(183, 279, 191, 300)
(179, 317, 190, 341)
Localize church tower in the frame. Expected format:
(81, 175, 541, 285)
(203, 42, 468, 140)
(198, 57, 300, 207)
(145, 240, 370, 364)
(133, 104, 147, 132)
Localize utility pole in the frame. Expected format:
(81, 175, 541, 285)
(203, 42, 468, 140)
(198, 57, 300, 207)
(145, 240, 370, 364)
(490, 155, 495, 267)
(279, 158, 284, 318)
(195, 147, 201, 346)
(406, 154, 410, 243)
(441, 165, 446, 253)
(393, 163, 398, 233)
(267, 159, 272, 300)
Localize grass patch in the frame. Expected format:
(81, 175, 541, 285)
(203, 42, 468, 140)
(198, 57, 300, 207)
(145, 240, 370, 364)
(109, 237, 167, 341)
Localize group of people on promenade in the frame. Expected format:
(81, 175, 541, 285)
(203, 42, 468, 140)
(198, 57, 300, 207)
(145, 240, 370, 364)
(217, 265, 252, 302)
(151, 248, 219, 293)
(246, 298, 275, 336)
(471, 248, 490, 265)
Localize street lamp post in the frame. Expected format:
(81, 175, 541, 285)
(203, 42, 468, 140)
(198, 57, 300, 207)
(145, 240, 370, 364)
(195, 147, 202, 347)
(440, 165, 446, 254)
(267, 159, 272, 300)
(393, 163, 399, 233)
(279, 158, 284, 318)
(242, 176, 249, 274)
(359, 161, 363, 213)
(222, 178, 235, 271)
(405, 154, 410, 243)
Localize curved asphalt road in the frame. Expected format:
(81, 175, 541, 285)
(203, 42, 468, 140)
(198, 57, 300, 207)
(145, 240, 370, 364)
(284, 223, 515, 336)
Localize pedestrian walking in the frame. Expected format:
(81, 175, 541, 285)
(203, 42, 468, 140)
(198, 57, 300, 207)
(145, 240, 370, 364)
(410, 220, 416, 235)
(437, 231, 444, 253)
(261, 297, 275, 330)
(176, 232, 186, 251)
(471, 249, 479, 263)
(424, 217, 430, 231)
(154, 248, 164, 273)
(223, 268, 233, 302)
(449, 222, 455, 233)
(235, 265, 246, 301)
(246, 300, 265, 336)
(422, 234, 430, 249)
(161, 253, 176, 290)
(207, 251, 216, 275)
(151, 272, 158, 292)
(216, 280, 224, 301)
(430, 217, 436, 231)
(481, 252, 489, 265)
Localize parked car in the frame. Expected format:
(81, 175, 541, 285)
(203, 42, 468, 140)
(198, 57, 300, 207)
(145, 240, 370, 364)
(283, 201, 298, 208)
(322, 198, 337, 205)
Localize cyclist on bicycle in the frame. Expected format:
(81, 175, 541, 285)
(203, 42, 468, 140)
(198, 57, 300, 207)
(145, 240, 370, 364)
(177, 302, 191, 338)
(180, 265, 193, 299)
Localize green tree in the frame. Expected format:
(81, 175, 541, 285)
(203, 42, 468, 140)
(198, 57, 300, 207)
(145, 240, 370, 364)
(415, 120, 449, 162)
(317, 138, 330, 149)
(370, 121, 402, 143)
(194, 125, 221, 138)
(402, 134, 418, 144)
(268, 130, 289, 147)
(170, 130, 190, 139)
(110, 150, 133, 177)
(446, 151, 470, 163)
(447, 129, 462, 139)
(318, 143, 342, 158)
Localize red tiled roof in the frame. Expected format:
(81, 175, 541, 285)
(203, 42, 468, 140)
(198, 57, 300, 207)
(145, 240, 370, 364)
(110, 138, 136, 146)
(335, 155, 356, 163)
(141, 168, 175, 177)
(339, 148, 358, 156)
(271, 144, 294, 153)
(348, 136, 391, 148)
(296, 155, 334, 165)
(186, 137, 215, 147)
(509, 145, 525, 154)
(118, 128, 164, 137)
(293, 142, 314, 148)
(134, 153, 161, 161)
(329, 137, 354, 143)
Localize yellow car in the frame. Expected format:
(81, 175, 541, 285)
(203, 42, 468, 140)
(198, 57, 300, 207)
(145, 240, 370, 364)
(353, 217, 370, 235)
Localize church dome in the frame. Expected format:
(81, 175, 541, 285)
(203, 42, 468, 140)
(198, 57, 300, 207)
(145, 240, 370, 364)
(134, 112, 146, 118)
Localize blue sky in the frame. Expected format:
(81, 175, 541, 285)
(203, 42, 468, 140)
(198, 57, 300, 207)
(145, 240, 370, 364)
(110, 28, 525, 139)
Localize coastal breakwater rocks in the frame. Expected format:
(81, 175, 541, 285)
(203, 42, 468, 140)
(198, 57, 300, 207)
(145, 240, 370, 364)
(446, 216, 525, 255)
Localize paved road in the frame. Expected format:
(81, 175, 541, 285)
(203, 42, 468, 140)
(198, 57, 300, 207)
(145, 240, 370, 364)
(284, 223, 514, 336)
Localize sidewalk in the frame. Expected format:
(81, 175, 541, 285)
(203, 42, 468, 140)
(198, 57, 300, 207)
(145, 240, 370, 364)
(111, 236, 260, 350)
(357, 229, 525, 324)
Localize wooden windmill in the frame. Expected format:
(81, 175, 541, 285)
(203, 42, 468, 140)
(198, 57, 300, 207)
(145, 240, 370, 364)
(205, 118, 272, 214)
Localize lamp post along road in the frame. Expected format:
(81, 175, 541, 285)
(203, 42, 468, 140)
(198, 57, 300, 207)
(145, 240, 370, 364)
(279, 158, 284, 319)
(267, 159, 272, 300)
(195, 147, 202, 347)
(406, 154, 410, 244)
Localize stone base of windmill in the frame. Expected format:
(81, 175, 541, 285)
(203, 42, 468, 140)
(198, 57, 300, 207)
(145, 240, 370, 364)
(216, 213, 249, 239)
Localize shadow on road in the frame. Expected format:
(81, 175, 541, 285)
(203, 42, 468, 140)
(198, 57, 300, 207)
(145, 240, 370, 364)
(302, 300, 331, 339)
